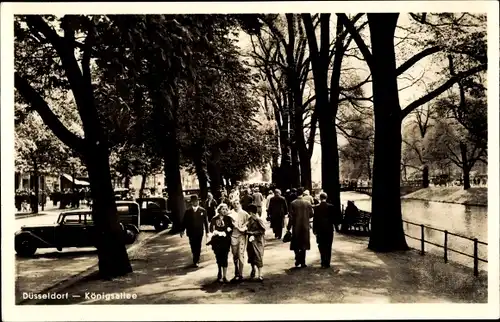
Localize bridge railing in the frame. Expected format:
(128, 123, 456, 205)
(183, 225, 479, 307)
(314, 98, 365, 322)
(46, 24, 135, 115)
(402, 220, 487, 276)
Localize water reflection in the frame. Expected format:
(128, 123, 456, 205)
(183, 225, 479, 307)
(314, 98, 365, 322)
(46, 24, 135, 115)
(339, 191, 488, 269)
(339, 191, 487, 243)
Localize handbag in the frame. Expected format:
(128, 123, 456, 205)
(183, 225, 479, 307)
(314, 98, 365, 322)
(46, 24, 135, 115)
(282, 230, 292, 243)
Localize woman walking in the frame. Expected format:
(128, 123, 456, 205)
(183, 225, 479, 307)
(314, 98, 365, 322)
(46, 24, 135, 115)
(208, 203, 234, 283)
(246, 204, 266, 281)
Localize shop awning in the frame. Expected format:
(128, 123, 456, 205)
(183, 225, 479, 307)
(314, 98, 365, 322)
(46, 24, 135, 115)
(61, 173, 90, 186)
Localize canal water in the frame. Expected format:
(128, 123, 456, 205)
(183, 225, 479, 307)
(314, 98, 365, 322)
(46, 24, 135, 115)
(340, 191, 488, 271)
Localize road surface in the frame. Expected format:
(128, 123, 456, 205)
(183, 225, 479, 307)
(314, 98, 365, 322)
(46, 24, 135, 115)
(15, 209, 159, 301)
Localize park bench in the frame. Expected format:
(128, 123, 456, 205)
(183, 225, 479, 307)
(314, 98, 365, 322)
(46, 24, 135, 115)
(348, 210, 371, 232)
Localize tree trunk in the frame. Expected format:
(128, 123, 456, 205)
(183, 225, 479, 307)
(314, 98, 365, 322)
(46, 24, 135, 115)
(422, 165, 429, 188)
(139, 173, 147, 199)
(298, 148, 312, 191)
(194, 151, 208, 200)
(163, 137, 185, 233)
(124, 175, 131, 189)
(32, 160, 39, 214)
(290, 142, 301, 188)
(366, 153, 372, 181)
(72, 167, 76, 195)
(367, 13, 409, 252)
(84, 146, 132, 279)
(207, 148, 222, 202)
(279, 124, 292, 191)
(460, 142, 471, 190)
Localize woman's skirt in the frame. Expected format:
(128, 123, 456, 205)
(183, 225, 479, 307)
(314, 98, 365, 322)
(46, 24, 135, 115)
(211, 236, 231, 267)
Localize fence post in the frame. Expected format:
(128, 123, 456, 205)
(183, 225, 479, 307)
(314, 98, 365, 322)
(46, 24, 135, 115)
(444, 230, 448, 263)
(473, 238, 479, 277)
(420, 225, 425, 255)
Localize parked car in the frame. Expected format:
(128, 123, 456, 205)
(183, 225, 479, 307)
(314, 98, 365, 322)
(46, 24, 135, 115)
(14, 210, 139, 257)
(136, 197, 172, 231)
(114, 188, 130, 201)
(116, 201, 141, 228)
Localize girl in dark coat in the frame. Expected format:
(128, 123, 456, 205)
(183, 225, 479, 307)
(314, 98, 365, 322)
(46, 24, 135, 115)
(208, 203, 234, 283)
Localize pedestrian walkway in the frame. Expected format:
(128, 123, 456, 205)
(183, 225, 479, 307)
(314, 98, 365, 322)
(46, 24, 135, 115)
(31, 224, 487, 304)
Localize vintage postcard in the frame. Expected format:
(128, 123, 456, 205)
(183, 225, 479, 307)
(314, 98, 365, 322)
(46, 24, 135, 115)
(1, 1, 499, 321)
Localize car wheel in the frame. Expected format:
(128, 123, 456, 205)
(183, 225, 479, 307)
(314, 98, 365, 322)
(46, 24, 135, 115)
(15, 235, 37, 257)
(154, 218, 170, 232)
(123, 226, 138, 244)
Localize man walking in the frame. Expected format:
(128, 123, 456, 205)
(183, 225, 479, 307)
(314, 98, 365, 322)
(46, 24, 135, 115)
(252, 187, 264, 217)
(313, 192, 336, 268)
(267, 189, 288, 239)
(287, 188, 313, 268)
(180, 195, 209, 267)
(229, 200, 249, 282)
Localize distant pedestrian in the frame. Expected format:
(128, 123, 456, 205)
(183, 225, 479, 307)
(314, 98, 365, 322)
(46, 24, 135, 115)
(287, 188, 313, 268)
(313, 193, 336, 268)
(246, 204, 266, 281)
(252, 188, 264, 217)
(302, 190, 314, 205)
(265, 190, 273, 210)
(240, 189, 253, 212)
(208, 203, 233, 283)
(180, 195, 209, 267)
(229, 200, 249, 282)
(267, 189, 288, 239)
(203, 192, 218, 222)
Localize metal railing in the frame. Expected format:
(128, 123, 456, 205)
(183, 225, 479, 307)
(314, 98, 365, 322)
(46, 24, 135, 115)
(402, 220, 488, 276)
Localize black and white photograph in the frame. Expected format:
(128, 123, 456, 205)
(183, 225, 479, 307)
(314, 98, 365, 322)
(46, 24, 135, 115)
(1, 1, 499, 321)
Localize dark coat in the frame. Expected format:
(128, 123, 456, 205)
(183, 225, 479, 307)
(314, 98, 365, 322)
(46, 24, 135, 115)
(203, 199, 218, 221)
(287, 197, 313, 251)
(313, 202, 336, 236)
(267, 195, 288, 229)
(182, 206, 209, 237)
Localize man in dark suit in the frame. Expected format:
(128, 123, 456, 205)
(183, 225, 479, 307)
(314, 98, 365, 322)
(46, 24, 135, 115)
(180, 195, 209, 267)
(267, 189, 288, 239)
(287, 188, 313, 268)
(313, 192, 336, 268)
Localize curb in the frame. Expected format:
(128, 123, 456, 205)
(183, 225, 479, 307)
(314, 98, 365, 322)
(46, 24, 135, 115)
(15, 212, 54, 220)
(17, 228, 171, 305)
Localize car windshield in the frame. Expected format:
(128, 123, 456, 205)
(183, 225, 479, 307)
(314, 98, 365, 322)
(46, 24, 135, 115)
(61, 213, 92, 224)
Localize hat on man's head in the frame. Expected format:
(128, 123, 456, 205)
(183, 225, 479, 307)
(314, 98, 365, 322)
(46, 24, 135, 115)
(190, 195, 199, 201)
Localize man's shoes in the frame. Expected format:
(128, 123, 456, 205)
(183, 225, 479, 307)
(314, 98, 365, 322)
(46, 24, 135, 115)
(217, 272, 222, 280)
(230, 276, 239, 283)
(294, 262, 300, 268)
(300, 264, 307, 268)
(250, 269, 256, 279)
(193, 262, 199, 268)
(222, 277, 229, 283)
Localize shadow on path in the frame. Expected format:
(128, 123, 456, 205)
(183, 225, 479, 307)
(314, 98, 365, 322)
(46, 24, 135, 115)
(31, 227, 487, 305)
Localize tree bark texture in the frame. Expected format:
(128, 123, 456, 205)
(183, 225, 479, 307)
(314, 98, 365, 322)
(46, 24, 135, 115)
(367, 13, 409, 252)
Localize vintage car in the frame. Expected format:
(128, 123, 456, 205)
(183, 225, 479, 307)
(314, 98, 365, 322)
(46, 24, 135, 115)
(15, 210, 139, 257)
(116, 200, 142, 227)
(136, 197, 172, 232)
(114, 188, 130, 201)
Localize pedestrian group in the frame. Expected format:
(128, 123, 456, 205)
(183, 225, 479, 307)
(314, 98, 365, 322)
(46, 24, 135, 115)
(179, 185, 345, 283)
